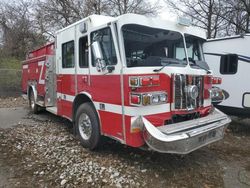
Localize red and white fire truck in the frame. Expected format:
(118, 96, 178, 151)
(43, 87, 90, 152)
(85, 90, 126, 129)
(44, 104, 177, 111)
(22, 14, 231, 154)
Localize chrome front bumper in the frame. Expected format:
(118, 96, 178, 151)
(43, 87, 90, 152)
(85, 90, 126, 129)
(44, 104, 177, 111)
(142, 108, 231, 154)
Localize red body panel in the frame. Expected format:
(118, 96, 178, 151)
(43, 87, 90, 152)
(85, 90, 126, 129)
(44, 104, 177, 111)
(28, 43, 54, 59)
(22, 42, 213, 148)
(22, 43, 55, 97)
(22, 56, 47, 96)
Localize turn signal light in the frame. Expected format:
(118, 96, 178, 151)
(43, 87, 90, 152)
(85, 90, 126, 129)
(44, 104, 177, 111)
(142, 94, 151, 105)
(212, 77, 222, 84)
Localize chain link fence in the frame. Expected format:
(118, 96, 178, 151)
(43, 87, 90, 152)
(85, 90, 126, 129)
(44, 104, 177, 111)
(0, 69, 22, 97)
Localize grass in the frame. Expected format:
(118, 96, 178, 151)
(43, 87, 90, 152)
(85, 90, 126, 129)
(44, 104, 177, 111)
(0, 57, 21, 70)
(0, 57, 22, 93)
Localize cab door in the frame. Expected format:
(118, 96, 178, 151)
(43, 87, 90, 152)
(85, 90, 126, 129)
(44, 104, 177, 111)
(56, 27, 76, 118)
(77, 35, 90, 93)
(88, 25, 124, 141)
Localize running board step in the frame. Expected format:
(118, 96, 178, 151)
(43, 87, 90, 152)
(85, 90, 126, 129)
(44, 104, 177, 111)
(36, 101, 45, 106)
(46, 107, 57, 115)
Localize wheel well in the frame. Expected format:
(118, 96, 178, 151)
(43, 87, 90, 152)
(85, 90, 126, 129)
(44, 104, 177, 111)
(72, 94, 93, 122)
(28, 86, 33, 99)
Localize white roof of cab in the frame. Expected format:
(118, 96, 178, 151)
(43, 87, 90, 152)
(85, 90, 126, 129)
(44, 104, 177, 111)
(206, 33, 250, 42)
(56, 13, 206, 39)
(56, 14, 116, 34)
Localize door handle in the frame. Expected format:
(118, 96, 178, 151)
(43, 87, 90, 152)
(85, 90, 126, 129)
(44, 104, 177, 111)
(82, 76, 88, 83)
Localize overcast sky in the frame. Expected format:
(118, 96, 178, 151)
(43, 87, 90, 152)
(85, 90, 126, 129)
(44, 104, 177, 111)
(1, 0, 178, 21)
(155, 0, 178, 21)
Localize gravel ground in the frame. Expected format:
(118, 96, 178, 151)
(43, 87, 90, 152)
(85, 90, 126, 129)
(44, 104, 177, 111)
(0, 97, 26, 108)
(0, 97, 250, 188)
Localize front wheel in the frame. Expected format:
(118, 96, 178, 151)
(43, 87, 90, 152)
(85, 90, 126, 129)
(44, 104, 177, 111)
(75, 103, 101, 150)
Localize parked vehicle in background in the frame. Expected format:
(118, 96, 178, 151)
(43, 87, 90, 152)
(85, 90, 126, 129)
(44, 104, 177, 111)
(203, 34, 250, 116)
(22, 14, 231, 154)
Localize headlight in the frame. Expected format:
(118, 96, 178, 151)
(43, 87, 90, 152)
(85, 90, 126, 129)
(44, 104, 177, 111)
(159, 93, 167, 102)
(152, 95, 160, 104)
(130, 92, 167, 106)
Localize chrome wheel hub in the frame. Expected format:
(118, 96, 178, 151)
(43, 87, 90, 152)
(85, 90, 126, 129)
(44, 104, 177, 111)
(31, 99, 35, 109)
(78, 113, 92, 140)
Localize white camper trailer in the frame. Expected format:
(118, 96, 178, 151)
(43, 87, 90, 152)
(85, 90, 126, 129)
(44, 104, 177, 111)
(203, 34, 250, 116)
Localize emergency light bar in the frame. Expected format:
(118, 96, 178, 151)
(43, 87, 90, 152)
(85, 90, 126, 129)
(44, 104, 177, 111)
(178, 17, 191, 27)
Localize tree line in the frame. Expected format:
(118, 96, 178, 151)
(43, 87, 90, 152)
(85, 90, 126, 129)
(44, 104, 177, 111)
(0, 0, 249, 60)
(165, 0, 250, 38)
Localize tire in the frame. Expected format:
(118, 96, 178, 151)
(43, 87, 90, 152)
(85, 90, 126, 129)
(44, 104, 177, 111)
(29, 90, 39, 114)
(75, 103, 101, 150)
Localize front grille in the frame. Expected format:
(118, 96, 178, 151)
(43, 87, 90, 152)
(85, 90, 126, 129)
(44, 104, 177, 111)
(173, 74, 204, 110)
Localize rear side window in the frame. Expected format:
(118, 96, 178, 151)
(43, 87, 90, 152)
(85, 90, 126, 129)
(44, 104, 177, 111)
(220, 54, 238, 74)
(79, 36, 88, 68)
(62, 41, 75, 68)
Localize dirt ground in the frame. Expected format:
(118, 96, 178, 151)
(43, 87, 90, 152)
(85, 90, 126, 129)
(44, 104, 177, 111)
(0, 97, 250, 188)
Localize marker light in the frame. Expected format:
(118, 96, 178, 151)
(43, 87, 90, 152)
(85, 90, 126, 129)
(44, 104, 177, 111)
(152, 76, 160, 85)
(129, 76, 160, 87)
(205, 76, 212, 84)
(140, 77, 151, 86)
(129, 77, 139, 87)
(130, 94, 141, 105)
(212, 77, 222, 84)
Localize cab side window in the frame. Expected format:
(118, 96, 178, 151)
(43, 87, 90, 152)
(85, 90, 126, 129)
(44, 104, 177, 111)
(62, 41, 75, 68)
(79, 36, 88, 68)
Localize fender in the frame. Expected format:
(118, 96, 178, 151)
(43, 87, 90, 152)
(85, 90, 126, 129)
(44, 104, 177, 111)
(72, 92, 100, 122)
(79, 91, 92, 100)
(72, 92, 103, 136)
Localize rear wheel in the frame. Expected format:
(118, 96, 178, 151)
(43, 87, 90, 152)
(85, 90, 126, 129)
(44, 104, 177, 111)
(75, 103, 101, 150)
(29, 90, 38, 114)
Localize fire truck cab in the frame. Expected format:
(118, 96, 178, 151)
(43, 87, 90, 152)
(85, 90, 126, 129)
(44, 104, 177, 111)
(22, 14, 231, 154)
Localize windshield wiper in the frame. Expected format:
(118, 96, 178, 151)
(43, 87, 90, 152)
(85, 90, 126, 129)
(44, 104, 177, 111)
(153, 59, 181, 72)
(153, 63, 170, 72)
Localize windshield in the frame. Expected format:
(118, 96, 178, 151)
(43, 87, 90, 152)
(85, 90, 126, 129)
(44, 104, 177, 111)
(122, 24, 187, 67)
(182, 34, 204, 62)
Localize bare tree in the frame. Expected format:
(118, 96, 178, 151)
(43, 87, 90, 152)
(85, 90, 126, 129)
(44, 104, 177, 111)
(107, 0, 161, 16)
(165, 0, 229, 38)
(165, 0, 250, 38)
(34, 0, 161, 36)
(0, 0, 161, 59)
(0, 0, 46, 59)
(220, 0, 250, 34)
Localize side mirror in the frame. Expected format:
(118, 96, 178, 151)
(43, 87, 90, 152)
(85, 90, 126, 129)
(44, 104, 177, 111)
(91, 41, 103, 60)
(91, 41, 106, 72)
